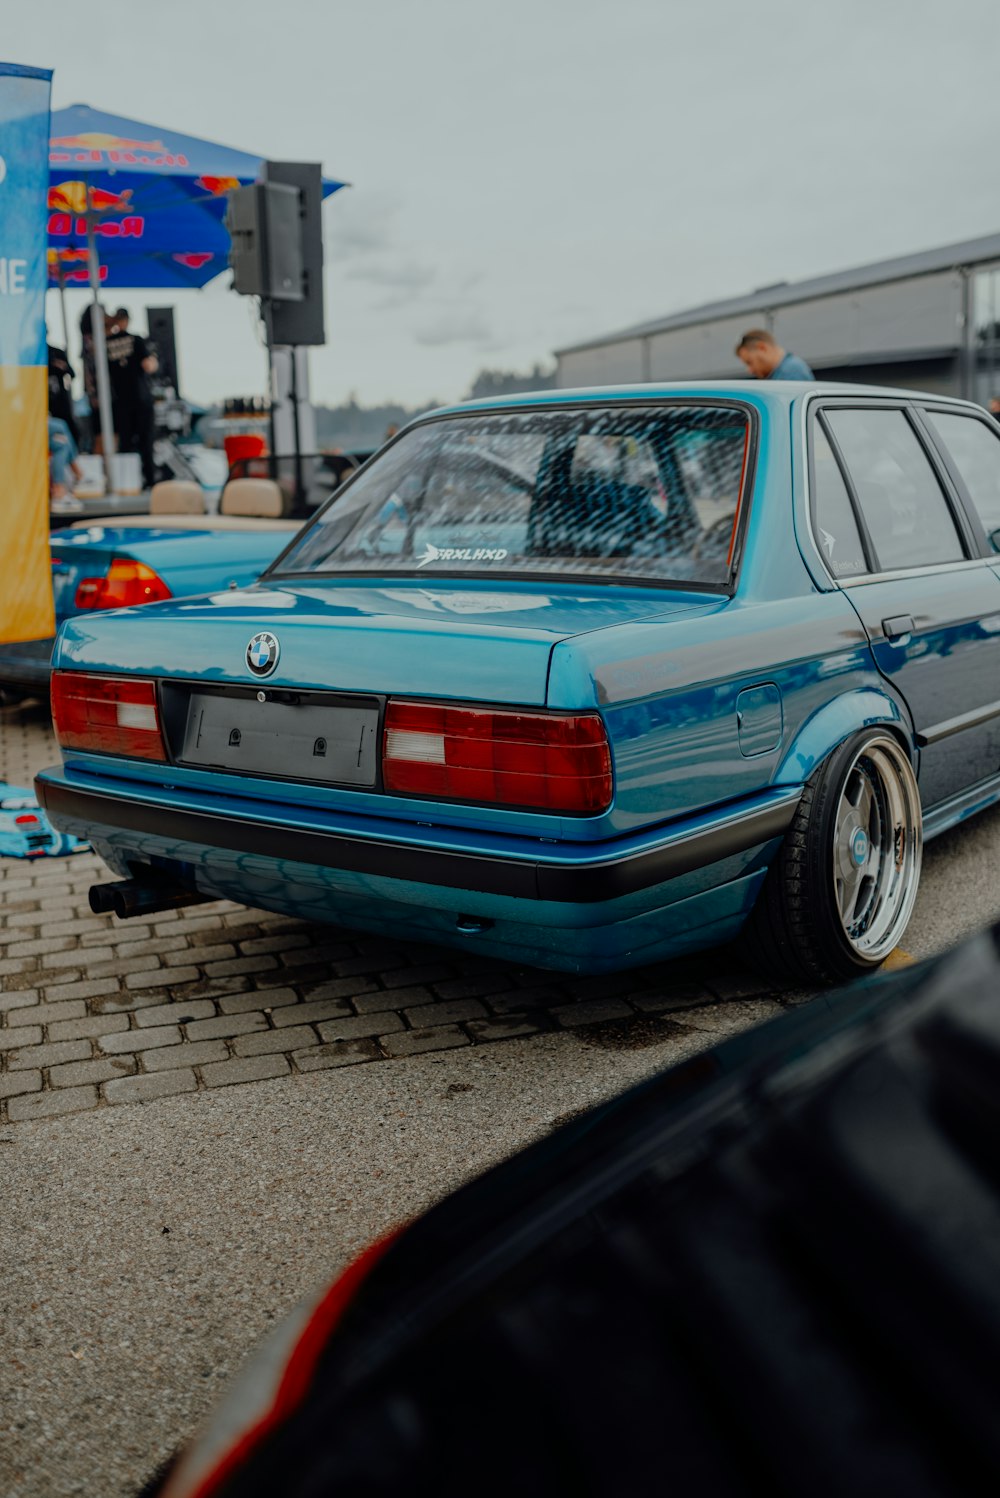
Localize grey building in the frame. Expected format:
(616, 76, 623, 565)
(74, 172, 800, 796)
(555, 232, 1000, 403)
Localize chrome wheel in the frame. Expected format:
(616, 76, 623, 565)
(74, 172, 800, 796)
(832, 736, 922, 961)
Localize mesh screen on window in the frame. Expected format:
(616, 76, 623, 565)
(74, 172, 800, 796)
(277, 406, 751, 586)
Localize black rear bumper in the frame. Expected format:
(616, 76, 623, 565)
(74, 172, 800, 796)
(35, 773, 799, 906)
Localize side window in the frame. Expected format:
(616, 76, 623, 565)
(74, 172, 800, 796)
(923, 411, 1000, 551)
(811, 423, 868, 577)
(825, 408, 964, 571)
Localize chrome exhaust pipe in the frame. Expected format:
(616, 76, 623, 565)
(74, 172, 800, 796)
(89, 879, 211, 920)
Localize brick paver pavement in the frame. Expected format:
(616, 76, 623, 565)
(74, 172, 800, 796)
(1, 696, 791, 1122)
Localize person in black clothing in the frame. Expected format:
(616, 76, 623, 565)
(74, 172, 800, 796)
(105, 307, 158, 487)
(47, 342, 79, 447)
(79, 304, 99, 451)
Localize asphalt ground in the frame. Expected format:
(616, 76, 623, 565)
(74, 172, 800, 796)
(3, 695, 1000, 1495)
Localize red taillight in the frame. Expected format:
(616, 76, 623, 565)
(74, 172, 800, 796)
(15, 814, 39, 825)
(50, 672, 167, 761)
(74, 559, 172, 611)
(383, 700, 612, 813)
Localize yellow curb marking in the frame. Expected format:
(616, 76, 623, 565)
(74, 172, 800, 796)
(882, 947, 915, 970)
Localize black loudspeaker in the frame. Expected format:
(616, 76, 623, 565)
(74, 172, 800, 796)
(226, 182, 304, 302)
(262, 161, 325, 346)
(226, 183, 265, 296)
(146, 306, 180, 396)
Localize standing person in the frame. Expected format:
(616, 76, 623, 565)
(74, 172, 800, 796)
(736, 329, 814, 380)
(105, 307, 159, 488)
(79, 304, 99, 451)
(47, 340, 79, 447)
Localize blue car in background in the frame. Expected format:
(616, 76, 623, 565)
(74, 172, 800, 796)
(35, 384, 1000, 982)
(0, 481, 302, 699)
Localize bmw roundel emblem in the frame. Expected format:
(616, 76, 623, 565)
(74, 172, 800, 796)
(246, 631, 280, 678)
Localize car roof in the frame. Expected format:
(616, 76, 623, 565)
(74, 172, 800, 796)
(425, 381, 985, 420)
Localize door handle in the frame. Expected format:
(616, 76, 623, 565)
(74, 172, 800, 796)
(882, 614, 915, 641)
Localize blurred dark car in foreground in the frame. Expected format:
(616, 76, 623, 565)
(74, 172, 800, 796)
(145, 923, 1000, 1498)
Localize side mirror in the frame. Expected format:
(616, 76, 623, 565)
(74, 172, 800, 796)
(990, 528, 1000, 554)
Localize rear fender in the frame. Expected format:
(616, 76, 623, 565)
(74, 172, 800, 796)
(776, 689, 913, 787)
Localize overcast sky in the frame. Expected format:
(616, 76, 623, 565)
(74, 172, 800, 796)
(19, 0, 1000, 407)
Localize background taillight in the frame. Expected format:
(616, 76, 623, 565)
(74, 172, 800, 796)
(74, 559, 172, 611)
(383, 700, 612, 813)
(50, 672, 166, 761)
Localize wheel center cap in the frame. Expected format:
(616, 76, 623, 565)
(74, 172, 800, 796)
(851, 828, 869, 866)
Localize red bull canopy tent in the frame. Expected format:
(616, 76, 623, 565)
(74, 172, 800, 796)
(47, 103, 345, 481)
(48, 103, 345, 289)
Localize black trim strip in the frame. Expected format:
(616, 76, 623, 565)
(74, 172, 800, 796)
(916, 698, 1000, 747)
(35, 777, 799, 906)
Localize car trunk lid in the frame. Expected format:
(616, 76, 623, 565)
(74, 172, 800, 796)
(55, 578, 718, 707)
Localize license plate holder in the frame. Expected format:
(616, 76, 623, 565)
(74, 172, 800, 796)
(179, 691, 380, 786)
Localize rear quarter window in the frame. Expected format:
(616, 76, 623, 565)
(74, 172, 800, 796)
(825, 407, 963, 571)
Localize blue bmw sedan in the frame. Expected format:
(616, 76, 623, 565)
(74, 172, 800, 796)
(35, 383, 1000, 982)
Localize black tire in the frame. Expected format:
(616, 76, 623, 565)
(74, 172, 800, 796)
(742, 730, 922, 985)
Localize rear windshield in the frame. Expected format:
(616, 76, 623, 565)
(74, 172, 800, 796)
(272, 403, 752, 587)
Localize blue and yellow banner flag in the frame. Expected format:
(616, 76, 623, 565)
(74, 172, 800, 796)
(1, 61, 54, 644)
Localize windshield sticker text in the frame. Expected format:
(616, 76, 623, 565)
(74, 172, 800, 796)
(417, 542, 509, 569)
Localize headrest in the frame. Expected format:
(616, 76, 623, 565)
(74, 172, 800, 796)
(220, 478, 285, 518)
(149, 481, 206, 515)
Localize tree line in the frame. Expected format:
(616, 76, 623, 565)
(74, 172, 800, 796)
(313, 363, 556, 449)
